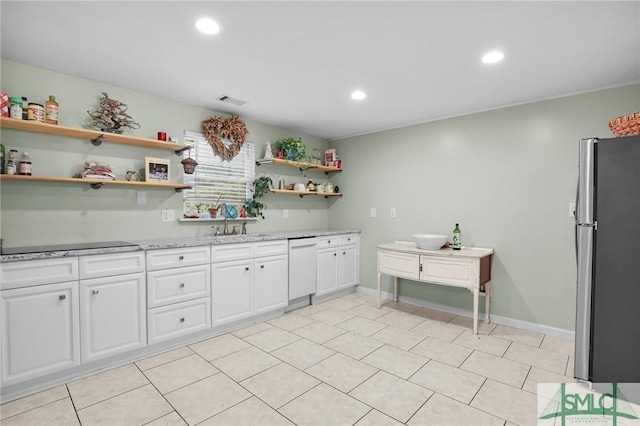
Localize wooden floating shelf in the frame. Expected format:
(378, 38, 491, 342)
(0, 174, 191, 192)
(256, 158, 342, 174)
(0, 117, 191, 154)
(269, 189, 342, 198)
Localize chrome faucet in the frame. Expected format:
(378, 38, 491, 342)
(210, 225, 219, 236)
(218, 203, 229, 235)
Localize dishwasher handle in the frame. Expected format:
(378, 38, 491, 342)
(288, 237, 318, 248)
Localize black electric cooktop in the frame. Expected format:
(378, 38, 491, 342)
(2, 241, 139, 255)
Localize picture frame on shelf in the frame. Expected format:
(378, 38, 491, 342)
(325, 149, 336, 167)
(145, 157, 170, 182)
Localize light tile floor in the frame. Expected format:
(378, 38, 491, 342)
(1, 293, 576, 426)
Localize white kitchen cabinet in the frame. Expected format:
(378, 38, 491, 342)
(211, 241, 288, 326)
(339, 245, 358, 288)
(316, 234, 359, 296)
(316, 247, 339, 296)
(1, 257, 78, 290)
(254, 254, 288, 314)
(80, 272, 146, 363)
(211, 259, 253, 325)
(148, 297, 211, 345)
(1, 281, 80, 386)
(146, 246, 212, 343)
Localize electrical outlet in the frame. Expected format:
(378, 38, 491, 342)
(137, 191, 146, 204)
(161, 209, 175, 222)
(569, 202, 576, 218)
(390, 208, 397, 218)
(283, 209, 288, 219)
(370, 207, 376, 218)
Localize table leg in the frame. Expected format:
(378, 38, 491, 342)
(484, 281, 491, 324)
(377, 272, 382, 309)
(394, 276, 398, 302)
(473, 288, 479, 335)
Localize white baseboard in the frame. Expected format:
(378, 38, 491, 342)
(356, 287, 575, 341)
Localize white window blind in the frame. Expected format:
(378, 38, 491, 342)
(183, 130, 255, 215)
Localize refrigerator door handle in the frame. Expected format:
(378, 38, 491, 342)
(575, 224, 594, 381)
(577, 138, 596, 225)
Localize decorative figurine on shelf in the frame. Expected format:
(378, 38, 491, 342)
(87, 92, 140, 134)
(264, 140, 273, 160)
(125, 170, 140, 181)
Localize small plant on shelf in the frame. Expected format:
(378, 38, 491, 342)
(275, 137, 306, 162)
(242, 176, 272, 219)
(87, 92, 140, 133)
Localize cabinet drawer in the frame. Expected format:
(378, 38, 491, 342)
(146, 246, 210, 271)
(147, 298, 211, 345)
(1, 257, 79, 290)
(338, 234, 358, 246)
(420, 256, 477, 288)
(254, 240, 287, 257)
(147, 264, 211, 308)
(211, 243, 253, 263)
(79, 252, 145, 279)
(317, 236, 339, 247)
(378, 250, 419, 280)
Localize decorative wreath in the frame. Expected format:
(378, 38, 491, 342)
(201, 116, 249, 161)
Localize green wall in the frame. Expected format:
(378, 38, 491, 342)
(328, 84, 640, 331)
(2, 59, 639, 331)
(0, 60, 331, 246)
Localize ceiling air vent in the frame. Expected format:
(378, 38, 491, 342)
(215, 94, 246, 106)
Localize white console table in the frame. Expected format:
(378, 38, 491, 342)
(377, 242, 494, 334)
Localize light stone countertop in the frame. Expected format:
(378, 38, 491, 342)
(1, 229, 361, 262)
(378, 241, 493, 258)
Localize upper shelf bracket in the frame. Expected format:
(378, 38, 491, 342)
(91, 134, 105, 146)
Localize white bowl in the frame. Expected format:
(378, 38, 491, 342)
(412, 234, 448, 249)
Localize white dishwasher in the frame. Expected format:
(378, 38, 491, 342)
(288, 237, 318, 300)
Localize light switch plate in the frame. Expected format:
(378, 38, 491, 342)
(370, 208, 377, 218)
(283, 209, 288, 219)
(390, 208, 397, 218)
(161, 209, 175, 222)
(137, 191, 146, 204)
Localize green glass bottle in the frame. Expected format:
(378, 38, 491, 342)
(452, 223, 461, 250)
(0, 143, 5, 174)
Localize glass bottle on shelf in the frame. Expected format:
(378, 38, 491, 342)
(452, 223, 461, 250)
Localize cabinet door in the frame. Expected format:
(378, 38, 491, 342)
(339, 245, 359, 288)
(211, 259, 253, 326)
(316, 248, 338, 296)
(254, 255, 288, 314)
(80, 273, 146, 363)
(1, 282, 80, 386)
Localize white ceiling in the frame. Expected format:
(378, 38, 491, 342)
(1, 1, 639, 140)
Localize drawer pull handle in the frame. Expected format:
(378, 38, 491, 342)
(180, 318, 185, 323)
(92, 289, 99, 294)
(179, 256, 185, 260)
(59, 295, 66, 300)
(343, 252, 346, 255)
(334, 253, 337, 257)
(245, 267, 250, 271)
(348, 238, 351, 241)
(261, 265, 265, 269)
(179, 283, 185, 288)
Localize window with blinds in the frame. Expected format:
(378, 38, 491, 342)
(182, 130, 255, 217)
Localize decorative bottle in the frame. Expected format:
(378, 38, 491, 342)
(6, 150, 18, 175)
(19, 152, 32, 176)
(45, 95, 59, 124)
(452, 223, 461, 250)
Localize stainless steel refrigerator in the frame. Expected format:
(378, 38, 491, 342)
(575, 135, 640, 383)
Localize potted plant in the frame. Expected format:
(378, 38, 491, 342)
(275, 137, 306, 162)
(242, 176, 272, 219)
(87, 92, 140, 133)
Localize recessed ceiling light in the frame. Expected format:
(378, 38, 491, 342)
(351, 90, 366, 100)
(195, 18, 220, 35)
(482, 51, 504, 64)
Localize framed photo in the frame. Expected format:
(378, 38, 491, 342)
(145, 157, 170, 182)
